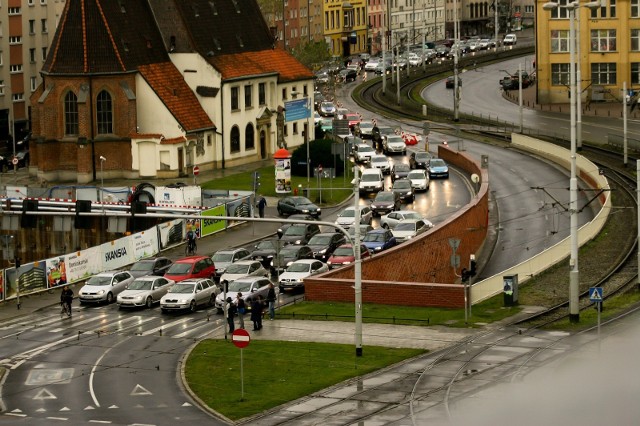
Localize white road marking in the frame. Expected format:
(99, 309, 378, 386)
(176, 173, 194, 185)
(108, 405, 118, 409)
(84, 405, 96, 410)
(5, 412, 27, 417)
(49, 328, 65, 333)
(173, 321, 216, 338)
(130, 384, 152, 396)
(46, 417, 68, 421)
(88, 420, 112, 424)
(140, 318, 193, 336)
(59, 407, 70, 411)
(33, 388, 57, 400)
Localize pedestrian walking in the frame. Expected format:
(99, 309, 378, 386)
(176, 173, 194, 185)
(236, 293, 246, 329)
(257, 195, 267, 218)
(266, 283, 276, 320)
(251, 296, 264, 330)
(226, 297, 237, 333)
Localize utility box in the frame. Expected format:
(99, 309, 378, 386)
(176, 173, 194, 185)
(503, 274, 519, 307)
(155, 185, 202, 207)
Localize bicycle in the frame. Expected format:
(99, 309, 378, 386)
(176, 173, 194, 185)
(185, 240, 197, 256)
(60, 301, 72, 318)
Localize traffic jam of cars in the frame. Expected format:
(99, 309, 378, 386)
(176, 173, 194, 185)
(73, 52, 455, 317)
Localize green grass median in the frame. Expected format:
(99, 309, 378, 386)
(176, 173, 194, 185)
(185, 339, 423, 420)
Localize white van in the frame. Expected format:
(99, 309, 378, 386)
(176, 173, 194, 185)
(503, 34, 517, 46)
(359, 168, 385, 195)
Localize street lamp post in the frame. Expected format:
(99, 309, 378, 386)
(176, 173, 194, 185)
(543, 0, 599, 322)
(353, 164, 362, 357)
(99, 156, 106, 216)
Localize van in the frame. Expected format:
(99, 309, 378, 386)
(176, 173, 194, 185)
(503, 34, 517, 46)
(359, 168, 385, 195)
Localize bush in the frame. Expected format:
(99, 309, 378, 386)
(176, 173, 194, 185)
(291, 139, 345, 177)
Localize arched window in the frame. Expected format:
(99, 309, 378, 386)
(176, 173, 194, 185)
(245, 123, 255, 150)
(64, 91, 79, 136)
(230, 126, 240, 152)
(96, 90, 113, 134)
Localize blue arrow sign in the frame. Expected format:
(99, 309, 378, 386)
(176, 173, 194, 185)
(589, 287, 603, 302)
(284, 98, 311, 122)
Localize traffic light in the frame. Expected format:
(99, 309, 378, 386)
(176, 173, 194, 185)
(469, 254, 477, 277)
(21, 199, 38, 228)
(75, 200, 92, 229)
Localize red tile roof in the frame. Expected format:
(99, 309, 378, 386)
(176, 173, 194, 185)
(138, 62, 215, 133)
(212, 49, 314, 82)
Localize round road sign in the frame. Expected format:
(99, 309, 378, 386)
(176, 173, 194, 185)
(193, 165, 200, 176)
(11, 157, 18, 166)
(232, 328, 250, 348)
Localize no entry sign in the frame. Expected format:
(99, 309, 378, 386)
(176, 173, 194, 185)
(232, 328, 250, 348)
(193, 165, 200, 176)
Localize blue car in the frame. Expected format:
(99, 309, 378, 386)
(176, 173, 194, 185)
(427, 158, 449, 179)
(362, 229, 397, 253)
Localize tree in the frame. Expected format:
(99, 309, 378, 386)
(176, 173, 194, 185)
(291, 41, 332, 70)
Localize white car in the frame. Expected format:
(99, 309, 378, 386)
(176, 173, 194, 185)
(279, 259, 329, 291)
(219, 260, 269, 284)
(117, 275, 175, 309)
(160, 278, 220, 313)
(215, 276, 273, 312)
(353, 143, 375, 163)
(212, 247, 251, 278)
(370, 154, 391, 175)
(407, 53, 423, 66)
(364, 58, 380, 72)
(359, 168, 385, 194)
(391, 218, 433, 243)
(314, 111, 322, 125)
(335, 205, 374, 228)
(356, 121, 375, 139)
(383, 135, 407, 155)
(380, 210, 425, 229)
(407, 169, 430, 192)
(79, 271, 135, 304)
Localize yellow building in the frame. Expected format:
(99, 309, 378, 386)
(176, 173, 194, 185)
(536, 0, 639, 104)
(323, 0, 369, 57)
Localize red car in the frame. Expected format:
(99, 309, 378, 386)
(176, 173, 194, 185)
(164, 256, 216, 282)
(345, 113, 361, 127)
(326, 243, 371, 269)
(401, 132, 421, 146)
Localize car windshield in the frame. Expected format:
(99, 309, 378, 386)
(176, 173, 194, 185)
(128, 280, 153, 291)
(225, 264, 250, 274)
(87, 276, 111, 286)
(166, 263, 192, 274)
(169, 283, 195, 294)
(379, 128, 395, 135)
(292, 197, 312, 206)
(387, 136, 404, 143)
(228, 281, 253, 293)
(372, 157, 387, 164)
(287, 263, 312, 273)
(415, 153, 430, 161)
(361, 174, 380, 182)
(395, 223, 417, 231)
(339, 209, 355, 218)
(309, 235, 332, 245)
(130, 262, 154, 272)
(284, 225, 307, 237)
(213, 253, 234, 262)
(358, 145, 374, 153)
(375, 192, 395, 202)
(256, 240, 277, 250)
(364, 233, 386, 242)
(430, 159, 447, 167)
(394, 164, 410, 172)
(360, 122, 373, 129)
(321, 102, 334, 109)
(393, 181, 411, 189)
(408, 171, 425, 179)
(402, 212, 422, 220)
(333, 247, 354, 256)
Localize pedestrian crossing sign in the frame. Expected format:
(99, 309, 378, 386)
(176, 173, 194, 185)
(589, 287, 603, 302)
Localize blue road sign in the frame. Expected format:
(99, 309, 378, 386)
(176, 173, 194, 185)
(285, 98, 312, 122)
(589, 287, 603, 302)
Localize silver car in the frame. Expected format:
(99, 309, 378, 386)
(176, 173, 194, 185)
(160, 278, 220, 313)
(215, 276, 273, 312)
(212, 248, 251, 278)
(219, 260, 269, 284)
(117, 275, 175, 309)
(380, 210, 424, 230)
(79, 271, 135, 304)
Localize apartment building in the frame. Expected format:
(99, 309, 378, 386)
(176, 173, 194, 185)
(536, 0, 638, 104)
(0, 0, 65, 145)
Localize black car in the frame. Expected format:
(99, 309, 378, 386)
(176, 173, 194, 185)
(277, 213, 319, 238)
(391, 179, 415, 202)
(445, 76, 461, 89)
(128, 257, 173, 278)
(370, 191, 401, 217)
(338, 68, 358, 82)
(280, 223, 321, 246)
(251, 239, 281, 268)
(391, 163, 411, 183)
(409, 151, 432, 169)
(271, 245, 314, 272)
(277, 196, 321, 217)
(306, 232, 347, 261)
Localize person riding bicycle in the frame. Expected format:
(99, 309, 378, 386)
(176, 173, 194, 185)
(60, 285, 73, 316)
(186, 229, 197, 254)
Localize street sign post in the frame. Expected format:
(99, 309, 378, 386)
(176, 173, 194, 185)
(232, 329, 251, 400)
(589, 287, 603, 344)
(193, 165, 199, 185)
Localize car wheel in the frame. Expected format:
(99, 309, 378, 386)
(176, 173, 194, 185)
(189, 300, 197, 312)
(106, 292, 114, 304)
(145, 296, 153, 309)
(382, 223, 389, 229)
(278, 208, 284, 216)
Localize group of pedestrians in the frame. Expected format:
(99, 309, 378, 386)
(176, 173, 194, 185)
(226, 283, 277, 333)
